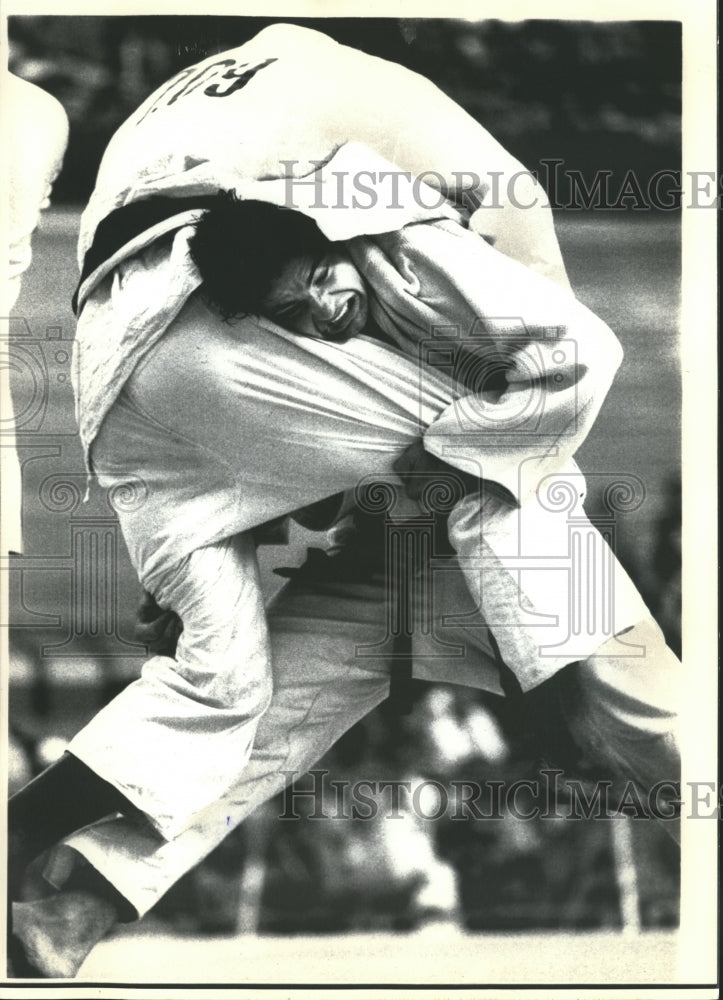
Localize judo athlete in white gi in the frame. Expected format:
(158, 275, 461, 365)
(2, 73, 69, 554)
(7, 25, 681, 978)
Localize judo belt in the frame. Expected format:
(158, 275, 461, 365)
(275, 542, 418, 714)
(72, 195, 221, 315)
(276, 537, 524, 714)
(383, 527, 524, 713)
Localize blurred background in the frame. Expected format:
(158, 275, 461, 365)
(5, 16, 681, 965)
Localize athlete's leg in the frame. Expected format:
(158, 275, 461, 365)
(7, 573, 395, 978)
(67, 531, 273, 841)
(7, 531, 273, 976)
(53, 574, 396, 917)
(561, 616, 681, 838)
(445, 478, 653, 692)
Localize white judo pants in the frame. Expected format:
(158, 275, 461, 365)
(58, 571, 680, 920)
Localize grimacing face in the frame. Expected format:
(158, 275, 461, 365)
(260, 247, 369, 341)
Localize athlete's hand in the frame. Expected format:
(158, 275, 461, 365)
(134, 591, 183, 657)
(392, 439, 478, 502)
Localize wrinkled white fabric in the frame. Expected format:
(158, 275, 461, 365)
(72, 144, 459, 474)
(70, 529, 274, 835)
(348, 219, 650, 685)
(65, 22, 575, 836)
(4, 74, 69, 301)
(72, 22, 568, 465)
(76, 24, 567, 281)
(68, 301, 473, 835)
(350, 218, 622, 501)
(2, 74, 68, 553)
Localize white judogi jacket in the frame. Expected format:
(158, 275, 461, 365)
(72, 23, 569, 466)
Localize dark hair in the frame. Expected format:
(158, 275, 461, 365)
(189, 192, 330, 320)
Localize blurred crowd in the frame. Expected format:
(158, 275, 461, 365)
(10, 673, 680, 936)
(134, 680, 681, 934)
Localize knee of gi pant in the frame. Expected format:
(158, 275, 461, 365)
(136, 646, 274, 719)
(141, 535, 274, 713)
(570, 617, 682, 739)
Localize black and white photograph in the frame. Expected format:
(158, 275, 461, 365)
(1, 1, 717, 994)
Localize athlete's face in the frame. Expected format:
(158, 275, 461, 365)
(260, 248, 368, 342)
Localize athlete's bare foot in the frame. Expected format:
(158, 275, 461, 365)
(8, 890, 118, 978)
